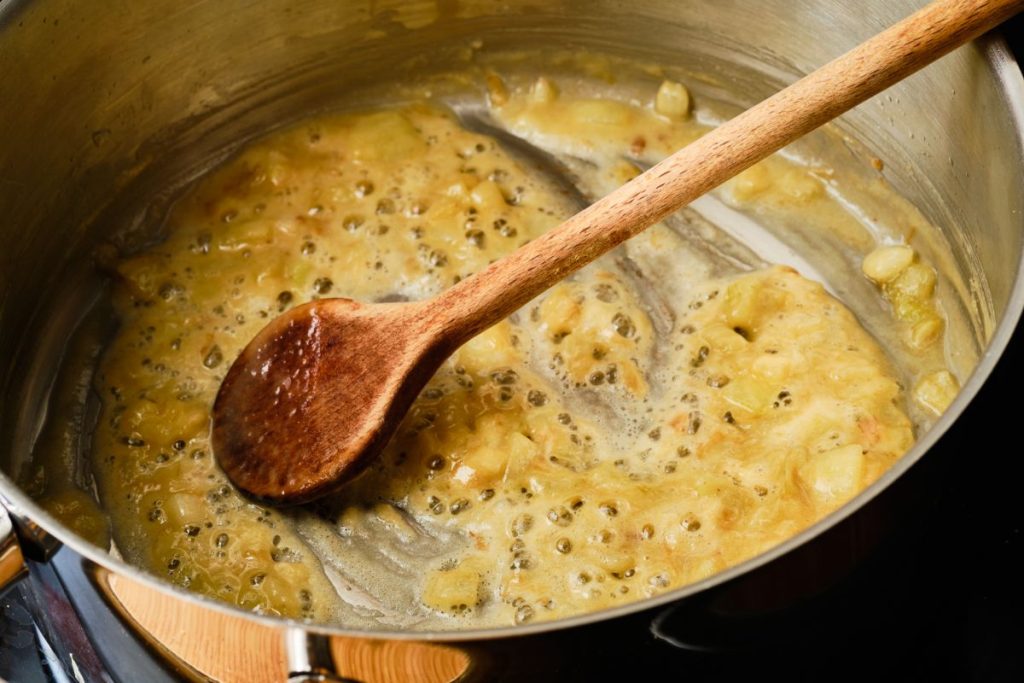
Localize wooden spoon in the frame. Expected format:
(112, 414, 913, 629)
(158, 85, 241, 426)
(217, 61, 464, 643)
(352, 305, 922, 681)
(213, 0, 1022, 504)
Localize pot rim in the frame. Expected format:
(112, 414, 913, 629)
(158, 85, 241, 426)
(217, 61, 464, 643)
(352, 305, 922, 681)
(2, 32, 1022, 644)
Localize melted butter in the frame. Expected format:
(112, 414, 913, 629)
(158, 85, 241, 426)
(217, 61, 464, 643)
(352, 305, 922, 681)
(76, 80, 928, 629)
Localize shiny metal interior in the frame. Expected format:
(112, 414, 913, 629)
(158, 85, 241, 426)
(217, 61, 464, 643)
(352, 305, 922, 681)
(2, 0, 1023, 642)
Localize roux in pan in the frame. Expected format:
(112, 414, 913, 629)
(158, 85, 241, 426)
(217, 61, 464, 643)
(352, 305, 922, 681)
(61, 75, 953, 628)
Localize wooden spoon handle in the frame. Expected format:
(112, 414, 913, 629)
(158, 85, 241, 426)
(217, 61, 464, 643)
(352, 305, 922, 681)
(429, 0, 1022, 341)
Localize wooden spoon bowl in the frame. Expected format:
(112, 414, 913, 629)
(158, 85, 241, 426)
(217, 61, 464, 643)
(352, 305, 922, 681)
(213, 299, 445, 502)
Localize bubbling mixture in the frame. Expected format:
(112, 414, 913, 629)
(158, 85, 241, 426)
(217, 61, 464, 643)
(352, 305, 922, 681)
(44, 72, 960, 629)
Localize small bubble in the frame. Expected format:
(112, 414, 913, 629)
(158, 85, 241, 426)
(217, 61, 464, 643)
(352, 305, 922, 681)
(527, 390, 547, 407)
(594, 283, 618, 302)
(547, 506, 573, 527)
(192, 231, 212, 255)
(707, 374, 730, 388)
(606, 365, 618, 384)
(687, 412, 702, 435)
(649, 573, 670, 588)
(510, 556, 531, 570)
(343, 215, 365, 231)
(612, 313, 636, 338)
(313, 277, 333, 294)
(158, 282, 184, 301)
(418, 245, 448, 268)
(490, 369, 518, 385)
(277, 291, 293, 311)
(203, 346, 223, 369)
(355, 180, 374, 197)
(510, 513, 534, 537)
(514, 604, 535, 624)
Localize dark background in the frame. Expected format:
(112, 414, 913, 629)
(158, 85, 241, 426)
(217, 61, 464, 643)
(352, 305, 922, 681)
(2, 14, 1023, 683)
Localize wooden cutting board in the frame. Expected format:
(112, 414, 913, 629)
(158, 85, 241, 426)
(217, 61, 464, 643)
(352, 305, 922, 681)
(101, 572, 471, 682)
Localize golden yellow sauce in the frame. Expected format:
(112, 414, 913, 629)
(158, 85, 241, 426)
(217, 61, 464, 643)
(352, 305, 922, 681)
(78, 79, 927, 628)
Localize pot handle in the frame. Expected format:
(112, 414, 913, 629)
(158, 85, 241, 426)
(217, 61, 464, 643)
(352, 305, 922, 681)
(285, 627, 364, 683)
(0, 503, 28, 595)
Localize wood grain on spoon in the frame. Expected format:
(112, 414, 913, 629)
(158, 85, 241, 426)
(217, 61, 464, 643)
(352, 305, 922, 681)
(213, 0, 1023, 503)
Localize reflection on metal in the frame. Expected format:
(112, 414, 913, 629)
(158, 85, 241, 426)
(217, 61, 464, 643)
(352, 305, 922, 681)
(92, 567, 471, 682)
(7, 509, 63, 561)
(0, 505, 27, 593)
(286, 627, 359, 683)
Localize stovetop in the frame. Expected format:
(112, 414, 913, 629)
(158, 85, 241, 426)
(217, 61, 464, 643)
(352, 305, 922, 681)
(3, 19, 1023, 683)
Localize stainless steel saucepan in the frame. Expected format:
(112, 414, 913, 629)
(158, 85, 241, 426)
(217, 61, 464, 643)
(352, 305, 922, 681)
(2, 1, 1022, 681)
